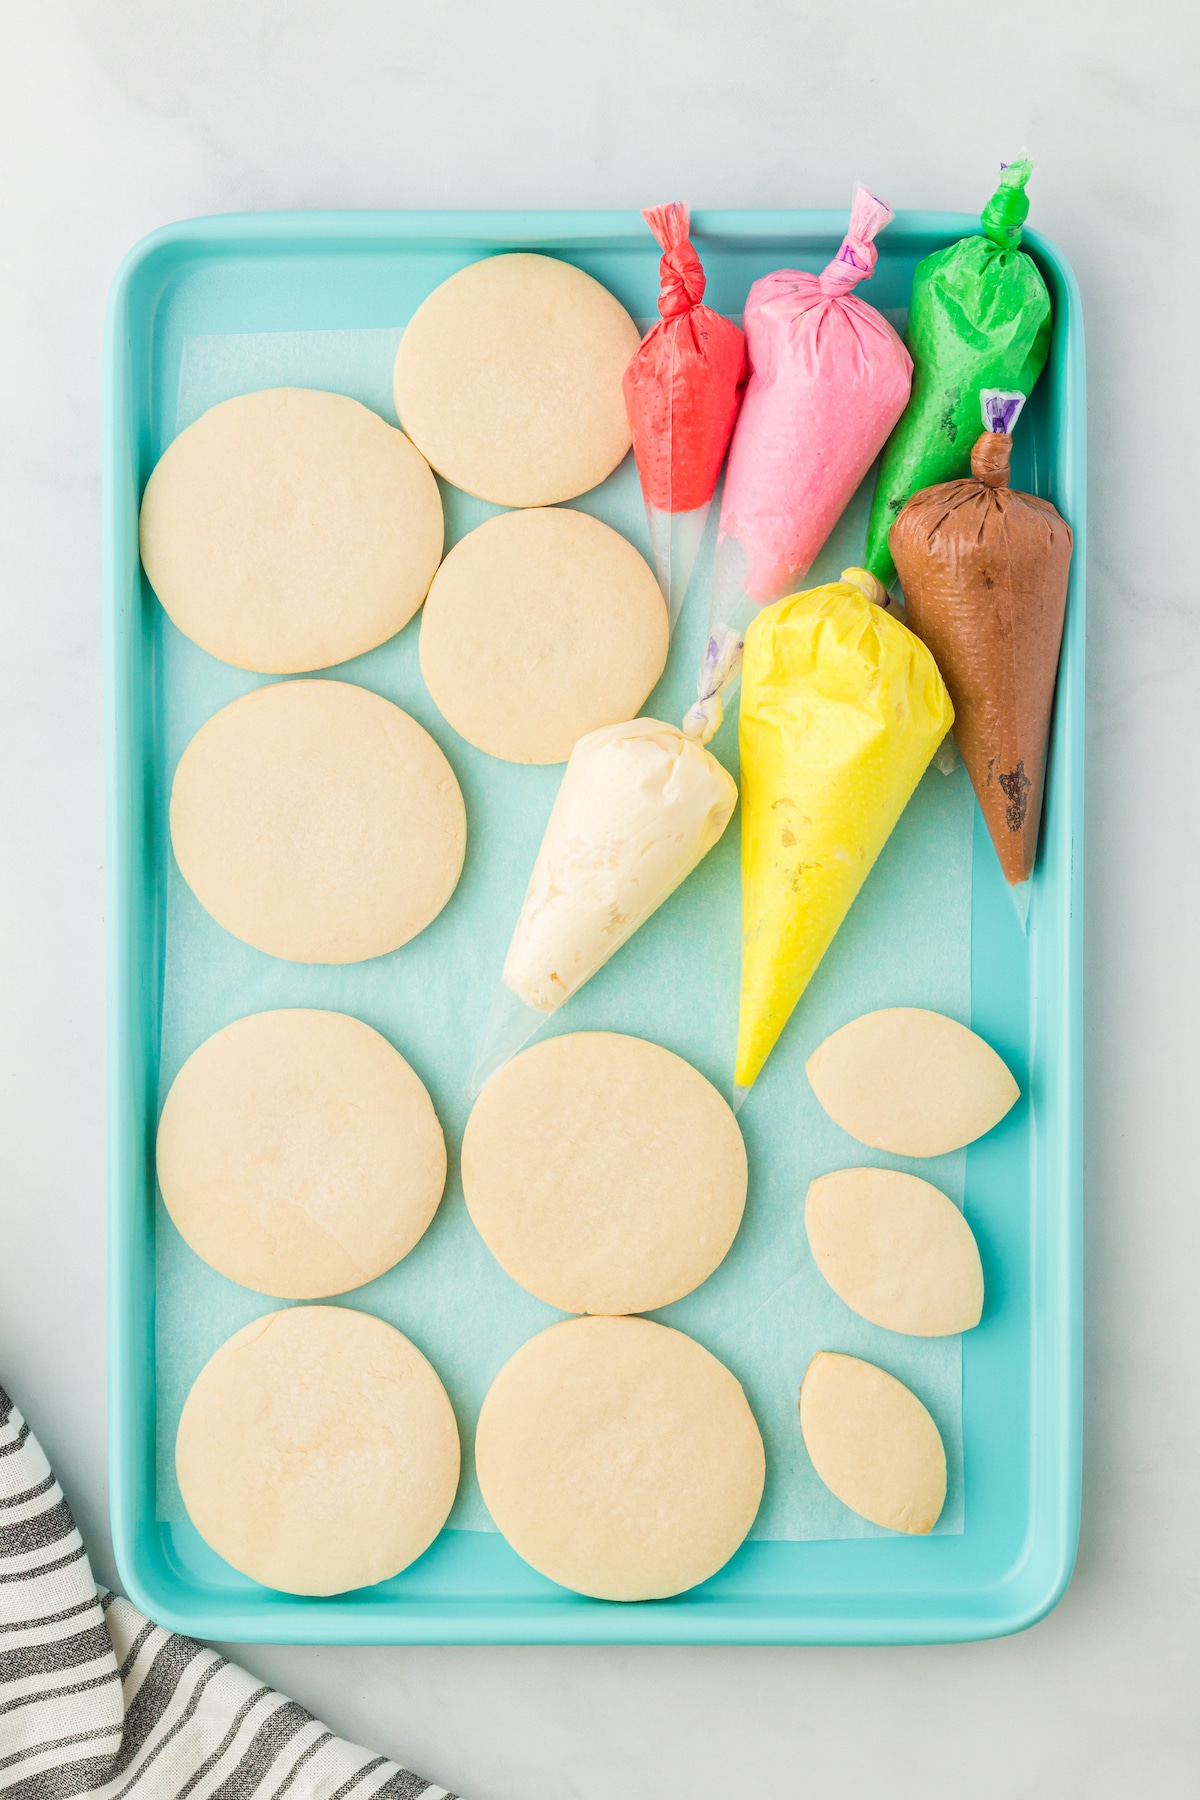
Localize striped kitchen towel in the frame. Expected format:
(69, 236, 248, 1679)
(0, 1386, 457, 1798)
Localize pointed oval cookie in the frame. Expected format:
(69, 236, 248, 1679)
(805, 1167, 983, 1336)
(799, 1351, 946, 1534)
(805, 1008, 1018, 1156)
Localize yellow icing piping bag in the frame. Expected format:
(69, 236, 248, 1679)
(733, 568, 953, 1108)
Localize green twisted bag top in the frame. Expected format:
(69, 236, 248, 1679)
(863, 159, 1052, 590)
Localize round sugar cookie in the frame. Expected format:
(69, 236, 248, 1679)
(394, 253, 641, 506)
(176, 1306, 460, 1595)
(799, 1351, 947, 1535)
(170, 680, 465, 963)
(139, 388, 444, 673)
(463, 1032, 746, 1314)
(805, 1008, 1020, 1157)
(805, 1168, 983, 1336)
(475, 1316, 764, 1600)
(157, 1009, 446, 1299)
(419, 508, 667, 763)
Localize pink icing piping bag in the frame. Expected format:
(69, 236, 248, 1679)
(683, 186, 912, 743)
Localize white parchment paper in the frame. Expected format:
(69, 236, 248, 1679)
(153, 324, 973, 1541)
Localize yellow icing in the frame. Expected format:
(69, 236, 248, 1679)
(735, 571, 954, 1092)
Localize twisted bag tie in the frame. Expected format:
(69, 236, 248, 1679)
(973, 389, 1027, 485)
(981, 156, 1034, 248)
(818, 185, 893, 296)
(643, 202, 707, 317)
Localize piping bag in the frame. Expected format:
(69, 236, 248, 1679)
(467, 720, 737, 1096)
(734, 568, 953, 1105)
(863, 158, 1052, 591)
(623, 205, 747, 628)
(683, 187, 912, 746)
(889, 391, 1072, 910)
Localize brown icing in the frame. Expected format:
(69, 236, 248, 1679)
(889, 431, 1073, 885)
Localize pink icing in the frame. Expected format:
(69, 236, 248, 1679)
(717, 187, 913, 603)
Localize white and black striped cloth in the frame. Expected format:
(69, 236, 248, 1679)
(0, 1386, 456, 1799)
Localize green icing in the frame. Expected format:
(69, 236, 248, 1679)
(864, 162, 1052, 589)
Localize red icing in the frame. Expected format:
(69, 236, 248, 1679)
(623, 205, 747, 515)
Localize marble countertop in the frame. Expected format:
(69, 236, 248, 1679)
(2, 2, 1196, 1794)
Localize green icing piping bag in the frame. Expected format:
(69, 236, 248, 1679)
(863, 159, 1052, 590)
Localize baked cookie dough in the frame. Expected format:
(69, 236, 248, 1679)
(805, 1167, 983, 1336)
(419, 507, 667, 764)
(157, 1009, 446, 1299)
(462, 1031, 746, 1315)
(176, 1306, 460, 1595)
(475, 1316, 764, 1600)
(170, 679, 465, 963)
(139, 388, 443, 673)
(394, 253, 641, 506)
(806, 1008, 1019, 1157)
(799, 1351, 946, 1534)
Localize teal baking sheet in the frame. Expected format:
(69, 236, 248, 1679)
(105, 210, 1084, 1644)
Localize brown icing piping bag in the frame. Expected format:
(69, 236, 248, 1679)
(889, 390, 1073, 887)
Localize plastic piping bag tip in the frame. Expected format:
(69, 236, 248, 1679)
(730, 1083, 752, 1116)
(465, 982, 553, 1100)
(1008, 878, 1033, 934)
(646, 502, 711, 633)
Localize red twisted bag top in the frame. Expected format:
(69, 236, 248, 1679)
(622, 205, 747, 515)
